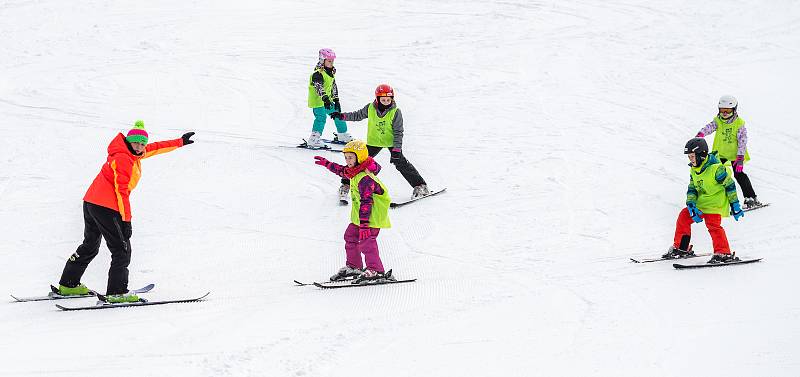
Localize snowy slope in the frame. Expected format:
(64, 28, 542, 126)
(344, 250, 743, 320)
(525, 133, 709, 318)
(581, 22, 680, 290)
(2, 0, 800, 376)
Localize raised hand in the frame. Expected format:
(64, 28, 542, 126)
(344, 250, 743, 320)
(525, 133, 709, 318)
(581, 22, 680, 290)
(314, 156, 330, 167)
(182, 132, 195, 145)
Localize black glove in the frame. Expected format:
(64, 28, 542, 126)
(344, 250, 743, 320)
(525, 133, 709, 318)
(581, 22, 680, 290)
(322, 96, 332, 110)
(121, 221, 132, 239)
(390, 148, 402, 164)
(333, 98, 341, 112)
(182, 132, 195, 145)
(329, 112, 343, 120)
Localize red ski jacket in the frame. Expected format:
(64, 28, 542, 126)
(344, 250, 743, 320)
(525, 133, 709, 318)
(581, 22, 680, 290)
(83, 133, 184, 221)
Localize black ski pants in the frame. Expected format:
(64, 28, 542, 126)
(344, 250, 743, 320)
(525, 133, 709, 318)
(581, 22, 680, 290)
(59, 201, 133, 295)
(720, 158, 757, 198)
(341, 145, 426, 188)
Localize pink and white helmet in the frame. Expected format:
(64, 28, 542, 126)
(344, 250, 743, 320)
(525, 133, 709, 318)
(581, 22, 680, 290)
(318, 48, 336, 61)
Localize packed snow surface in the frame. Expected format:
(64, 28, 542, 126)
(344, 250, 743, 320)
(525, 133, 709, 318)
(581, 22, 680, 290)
(1, 1, 799, 376)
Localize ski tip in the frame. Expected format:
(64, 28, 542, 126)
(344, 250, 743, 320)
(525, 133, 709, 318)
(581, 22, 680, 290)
(10, 294, 23, 302)
(629, 258, 642, 263)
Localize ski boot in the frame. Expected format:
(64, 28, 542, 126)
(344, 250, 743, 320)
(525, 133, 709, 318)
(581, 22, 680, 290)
(661, 245, 693, 259)
(412, 184, 431, 199)
(353, 269, 396, 284)
(707, 252, 739, 264)
(58, 283, 90, 296)
(330, 266, 363, 282)
(306, 131, 325, 149)
(105, 292, 140, 303)
(338, 184, 350, 204)
(743, 197, 762, 210)
(333, 132, 353, 143)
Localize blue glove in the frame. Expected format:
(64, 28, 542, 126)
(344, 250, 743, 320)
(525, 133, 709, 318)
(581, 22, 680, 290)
(687, 203, 703, 223)
(731, 202, 744, 221)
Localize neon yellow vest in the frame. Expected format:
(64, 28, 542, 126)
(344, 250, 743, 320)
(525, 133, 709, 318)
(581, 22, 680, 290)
(711, 116, 750, 163)
(690, 160, 730, 217)
(367, 103, 397, 147)
(308, 69, 334, 108)
(350, 171, 391, 228)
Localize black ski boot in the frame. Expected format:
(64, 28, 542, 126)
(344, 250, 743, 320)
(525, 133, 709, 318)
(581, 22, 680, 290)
(707, 252, 739, 264)
(662, 245, 694, 259)
(743, 197, 762, 210)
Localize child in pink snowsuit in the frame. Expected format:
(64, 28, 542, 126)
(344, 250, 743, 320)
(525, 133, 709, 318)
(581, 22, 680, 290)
(313, 140, 393, 283)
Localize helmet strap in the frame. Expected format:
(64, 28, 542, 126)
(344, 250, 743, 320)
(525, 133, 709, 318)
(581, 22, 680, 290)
(695, 154, 706, 167)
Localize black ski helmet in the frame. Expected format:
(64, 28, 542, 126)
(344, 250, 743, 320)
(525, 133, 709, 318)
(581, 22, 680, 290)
(684, 137, 708, 166)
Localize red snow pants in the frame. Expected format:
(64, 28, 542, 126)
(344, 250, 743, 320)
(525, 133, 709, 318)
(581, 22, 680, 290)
(673, 207, 731, 254)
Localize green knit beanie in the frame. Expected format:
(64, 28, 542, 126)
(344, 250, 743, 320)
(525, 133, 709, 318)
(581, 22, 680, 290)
(126, 120, 149, 144)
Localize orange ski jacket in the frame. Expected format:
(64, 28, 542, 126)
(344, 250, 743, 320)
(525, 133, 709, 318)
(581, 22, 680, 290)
(83, 133, 184, 221)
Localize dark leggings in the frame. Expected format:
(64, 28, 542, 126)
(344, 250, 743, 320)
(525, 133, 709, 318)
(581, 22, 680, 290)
(721, 158, 757, 198)
(341, 146, 426, 188)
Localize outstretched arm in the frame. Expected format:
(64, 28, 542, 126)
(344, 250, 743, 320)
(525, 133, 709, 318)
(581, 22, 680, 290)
(143, 132, 194, 159)
(338, 103, 370, 122)
(313, 156, 347, 178)
(696, 120, 717, 137)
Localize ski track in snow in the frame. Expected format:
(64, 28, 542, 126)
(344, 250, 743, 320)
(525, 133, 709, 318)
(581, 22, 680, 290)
(1, 0, 800, 376)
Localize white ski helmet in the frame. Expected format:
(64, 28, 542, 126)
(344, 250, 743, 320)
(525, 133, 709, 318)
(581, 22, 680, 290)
(718, 95, 738, 109)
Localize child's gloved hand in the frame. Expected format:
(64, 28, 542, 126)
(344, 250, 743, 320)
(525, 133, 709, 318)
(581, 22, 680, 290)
(329, 112, 343, 120)
(730, 202, 744, 221)
(358, 225, 372, 240)
(687, 203, 704, 223)
(314, 156, 330, 167)
(322, 96, 332, 109)
(732, 155, 744, 173)
(390, 148, 402, 164)
(695, 132, 705, 138)
(333, 98, 341, 112)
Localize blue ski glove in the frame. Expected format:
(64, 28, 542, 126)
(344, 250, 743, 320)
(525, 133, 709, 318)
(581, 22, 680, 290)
(730, 202, 744, 221)
(687, 203, 703, 223)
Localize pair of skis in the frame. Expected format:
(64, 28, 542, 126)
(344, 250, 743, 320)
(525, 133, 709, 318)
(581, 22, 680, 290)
(11, 284, 209, 311)
(631, 252, 762, 269)
(294, 271, 416, 289)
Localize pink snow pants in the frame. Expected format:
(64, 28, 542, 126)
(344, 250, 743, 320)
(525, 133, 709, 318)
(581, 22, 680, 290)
(344, 223, 384, 272)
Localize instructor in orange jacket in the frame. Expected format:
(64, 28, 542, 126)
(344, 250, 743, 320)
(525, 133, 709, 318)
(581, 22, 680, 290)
(57, 120, 195, 303)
